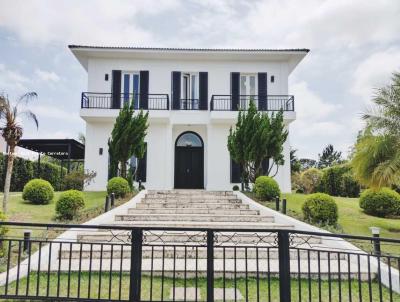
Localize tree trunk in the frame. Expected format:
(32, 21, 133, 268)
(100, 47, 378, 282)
(2, 145, 15, 214)
(120, 160, 127, 179)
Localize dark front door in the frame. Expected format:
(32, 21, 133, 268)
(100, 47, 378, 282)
(174, 131, 204, 189)
(175, 147, 203, 189)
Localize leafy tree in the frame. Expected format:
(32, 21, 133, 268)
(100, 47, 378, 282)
(299, 158, 317, 171)
(108, 103, 148, 179)
(317, 144, 343, 169)
(0, 93, 38, 214)
(228, 101, 288, 187)
(290, 148, 301, 174)
(352, 72, 400, 188)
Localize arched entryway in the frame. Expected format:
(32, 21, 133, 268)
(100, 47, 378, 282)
(174, 131, 204, 189)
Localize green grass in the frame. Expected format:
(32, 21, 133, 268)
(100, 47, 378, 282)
(0, 273, 397, 301)
(247, 192, 400, 256)
(0, 191, 134, 273)
(1, 191, 107, 224)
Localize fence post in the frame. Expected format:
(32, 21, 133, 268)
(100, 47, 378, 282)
(207, 230, 214, 302)
(278, 230, 291, 302)
(110, 193, 115, 208)
(23, 230, 32, 252)
(129, 228, 143, 302)
(275, 196, 280, 211)
(282, 199, 287, 215)
(105, 196, 110, 212)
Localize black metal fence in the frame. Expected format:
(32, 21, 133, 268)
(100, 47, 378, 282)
(210, 95, 295, 111)
(0, 222, 399, 302)
(81, 93, 170, 110)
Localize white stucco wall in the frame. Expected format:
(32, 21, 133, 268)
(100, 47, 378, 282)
(78, 51, 301, 192)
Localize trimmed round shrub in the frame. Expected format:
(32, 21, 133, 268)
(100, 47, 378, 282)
(232, 185, 240, 191)
(359, 188, 400, 217)
(56, 190, 85, 220)
(254, 176, 280, 201)
(300, 168, 322, 194)
(107, 177, 130, 198)
(22, 179, 54, 204)
(302, 193, 338, 225)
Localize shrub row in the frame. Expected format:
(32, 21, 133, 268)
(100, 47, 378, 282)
(293, 164, 360, 197)
(0, 153, 67, 191)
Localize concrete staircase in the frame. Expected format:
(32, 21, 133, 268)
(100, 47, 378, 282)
(56, 190, 370, 278)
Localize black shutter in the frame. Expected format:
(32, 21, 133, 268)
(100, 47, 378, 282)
(137, 145, 147, 182)
(258, 72, 268, 110)
(231, 72, 240, 111)
(140, 70, 149, 109)
(231, 158, 241, 183)
(199, 72, 208, 110)
(171, 71, 181, 109)
(111, 70, 121, 109)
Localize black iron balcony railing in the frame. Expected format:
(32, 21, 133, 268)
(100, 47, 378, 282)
(0, 221, 399, 302)
(210, 95, 295, 111)
(179, 98, 200, 110)
(81, 92, 169, 110)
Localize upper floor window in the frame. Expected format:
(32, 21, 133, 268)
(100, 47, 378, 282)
(240, 74, 257, 96)
(181, 72, 199, 109)
(122, 72, 140, 107)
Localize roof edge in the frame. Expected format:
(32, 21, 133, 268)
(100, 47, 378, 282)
(68, 45, 310, 53)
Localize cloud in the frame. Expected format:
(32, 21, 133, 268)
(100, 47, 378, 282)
(242, 0, 400, 49)
(0, 63, 31, 94)
(34, 69, 60, 83)
(290, 81, 341, 121)
(0, 0, 178, 46)
(351, 47, 400, 101)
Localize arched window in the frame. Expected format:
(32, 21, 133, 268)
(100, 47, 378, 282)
(176, 132, 203, 147)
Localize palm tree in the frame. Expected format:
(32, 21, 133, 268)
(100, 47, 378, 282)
(0, 93, 38, 214)
(352, 72, 400, 188)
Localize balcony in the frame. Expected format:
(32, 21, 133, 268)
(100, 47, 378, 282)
(81, 92, 169, 110)
(210, 95, 294, 111)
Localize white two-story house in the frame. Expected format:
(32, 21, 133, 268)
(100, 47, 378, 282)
(69, 46, 308, 192)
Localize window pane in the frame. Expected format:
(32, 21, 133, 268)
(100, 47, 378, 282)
(250, 76, 256, 95)
(240, 75, 246, 95)
(176, 133, 202, 147)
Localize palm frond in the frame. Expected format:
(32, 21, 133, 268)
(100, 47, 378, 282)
(16, 92, 37, 106)
(21, 110, 39, 129)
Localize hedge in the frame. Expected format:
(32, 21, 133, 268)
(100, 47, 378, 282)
(0, 153, 67, 191)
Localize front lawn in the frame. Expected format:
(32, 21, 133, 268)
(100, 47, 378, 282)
(248, 192, 400, 255)
(0, 191, 134, 238)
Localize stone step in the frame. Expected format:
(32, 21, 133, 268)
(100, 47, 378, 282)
(76, 231, 321, 245)
(143, 197, 242, 203)
(114, 214, 274, 223)
(147, 190, 234, 196)
(127, 208, 259, 215)
(136, 202, 249, 209)
(47, 258, 370, 279)
(103, 221, 292, 230)
(60, 245, 341, 260)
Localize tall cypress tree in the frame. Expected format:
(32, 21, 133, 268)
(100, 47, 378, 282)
(228, 101, 288, 187)
(108, 103, 149, 179)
